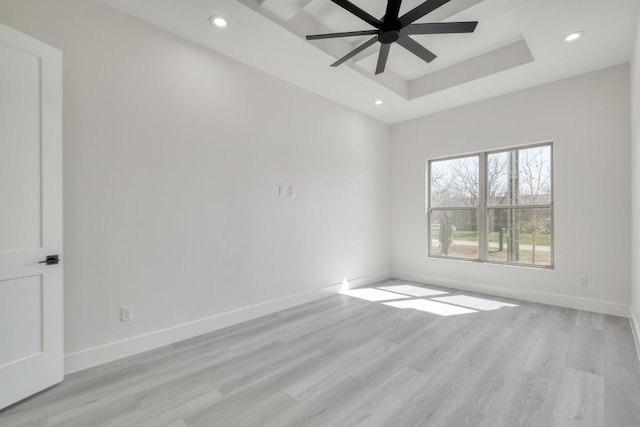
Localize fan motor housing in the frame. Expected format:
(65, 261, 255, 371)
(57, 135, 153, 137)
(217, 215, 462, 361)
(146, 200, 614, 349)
(378, 30, 400, 44)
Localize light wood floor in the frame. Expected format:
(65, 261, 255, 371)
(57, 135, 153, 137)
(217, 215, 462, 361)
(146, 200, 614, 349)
(2, 279, 640, 426)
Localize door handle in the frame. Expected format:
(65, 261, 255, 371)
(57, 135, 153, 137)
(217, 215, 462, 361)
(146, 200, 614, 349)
(39, 255, 60, 265)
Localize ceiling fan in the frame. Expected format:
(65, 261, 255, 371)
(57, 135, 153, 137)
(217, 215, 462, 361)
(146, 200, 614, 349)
(306, 0, 478, 74)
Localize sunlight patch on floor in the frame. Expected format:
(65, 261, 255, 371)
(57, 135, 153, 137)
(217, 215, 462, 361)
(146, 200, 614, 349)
(377, 284, 449, 297)
(383, 299, 477, 316)
(432, 295, 518, 311)
(340, 282, 519, 316)
(340, 288, 409, 302)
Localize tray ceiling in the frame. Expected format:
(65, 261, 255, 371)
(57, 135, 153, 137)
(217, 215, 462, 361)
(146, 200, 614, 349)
(98, 0, 640, 123)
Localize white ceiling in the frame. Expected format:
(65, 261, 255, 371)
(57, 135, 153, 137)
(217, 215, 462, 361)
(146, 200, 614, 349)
(98, 0, 640, 124)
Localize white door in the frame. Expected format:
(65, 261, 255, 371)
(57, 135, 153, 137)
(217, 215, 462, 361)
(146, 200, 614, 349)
(0, 23, 63, 409)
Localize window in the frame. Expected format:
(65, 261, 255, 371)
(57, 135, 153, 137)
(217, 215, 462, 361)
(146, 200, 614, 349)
(428, 142, 553, 268)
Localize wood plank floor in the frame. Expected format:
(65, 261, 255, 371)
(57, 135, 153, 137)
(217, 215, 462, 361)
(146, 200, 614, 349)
(2, 279, 639, 426)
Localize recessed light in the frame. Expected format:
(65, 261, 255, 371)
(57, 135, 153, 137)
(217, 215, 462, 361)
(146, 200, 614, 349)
(374, 100, 384, 105)
(564, 31, 584, 42)
(209, 15, 227, 28)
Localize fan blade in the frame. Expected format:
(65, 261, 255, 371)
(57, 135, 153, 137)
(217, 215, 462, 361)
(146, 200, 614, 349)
(384, 0, 403, 21)
(375, 44, 391, 75)
(399, 0, 450, 27)
(306, 30, 379, 40)
(330, 0, 382, 28)
(331, 36, 379, 67)
(397, 35, 437, 63)
(404, 21, 478, 35)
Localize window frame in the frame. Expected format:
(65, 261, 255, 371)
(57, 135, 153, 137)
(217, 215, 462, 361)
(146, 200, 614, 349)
(427, 141, 554, 269)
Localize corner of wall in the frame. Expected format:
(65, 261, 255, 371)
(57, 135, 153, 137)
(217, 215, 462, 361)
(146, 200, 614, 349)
(630, 9, 640, 364)
(630, 305, 640, 363)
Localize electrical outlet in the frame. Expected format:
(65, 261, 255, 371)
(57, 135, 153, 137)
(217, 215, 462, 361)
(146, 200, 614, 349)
(278, 185, 285, 196)
(289, 186, 296, 197)
(578, 276, 588, 287)
(120, 305, 133, 321)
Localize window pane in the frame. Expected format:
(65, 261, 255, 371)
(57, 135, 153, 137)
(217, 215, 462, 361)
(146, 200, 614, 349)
(430, 156, 479, 207)
(488, 145, 551, 206)
(430, 209, 478, 259)
(487, 208, 552, 266)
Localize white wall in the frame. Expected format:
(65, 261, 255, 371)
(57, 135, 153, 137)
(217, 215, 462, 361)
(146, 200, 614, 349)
(631, 16, 640, 346)
(0, 0, 390, 369)
(391, 65, 631, 316)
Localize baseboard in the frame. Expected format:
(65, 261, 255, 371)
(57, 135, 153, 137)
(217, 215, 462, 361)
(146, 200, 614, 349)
(630, 306, 640, 363)
(390, 271, 629, 317)
(64, 272, 390, 375)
